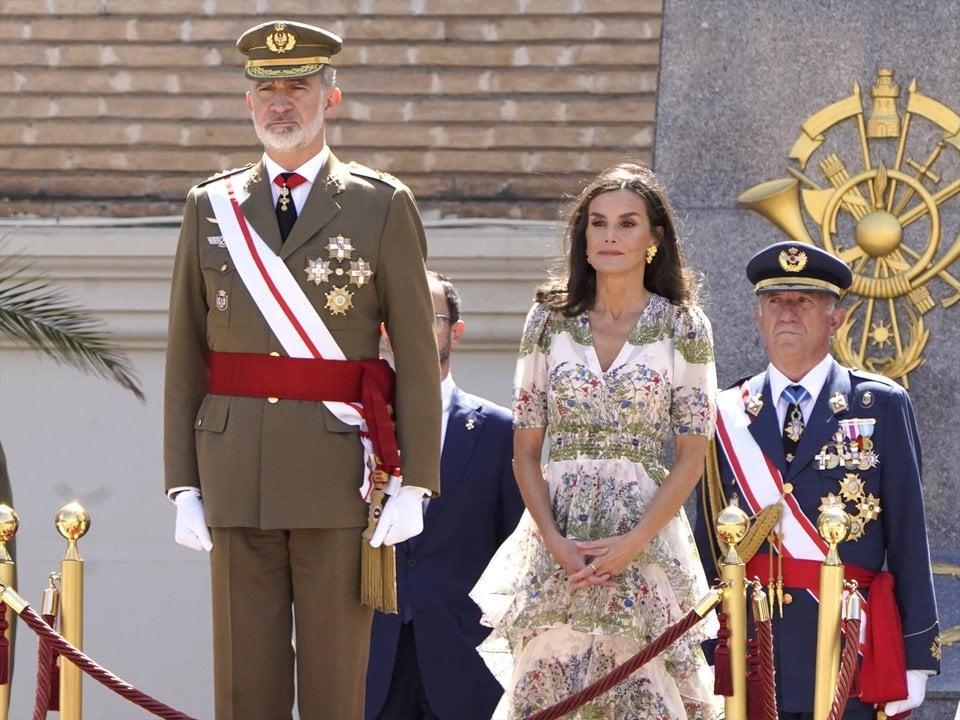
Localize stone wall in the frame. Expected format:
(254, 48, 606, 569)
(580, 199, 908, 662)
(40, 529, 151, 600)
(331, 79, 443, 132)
(0, 0, 662, 220)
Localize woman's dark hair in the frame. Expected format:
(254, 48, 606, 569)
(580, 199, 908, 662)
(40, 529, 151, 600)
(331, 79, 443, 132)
(536, 162, 699, 315)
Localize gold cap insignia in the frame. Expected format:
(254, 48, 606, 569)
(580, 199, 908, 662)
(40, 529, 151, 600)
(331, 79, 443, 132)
(778, 246, 808, 273)
(266, 24, 297, 54)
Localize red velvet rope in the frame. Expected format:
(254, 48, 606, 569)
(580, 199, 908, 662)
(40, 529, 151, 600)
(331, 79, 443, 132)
(525, 607, 706, 720)
(16, 604, 197, 720)
(755, 618, 779, 720)
(827, 617, 863, 720)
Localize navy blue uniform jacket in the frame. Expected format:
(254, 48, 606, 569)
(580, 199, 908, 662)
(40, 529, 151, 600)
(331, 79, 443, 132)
(694, 358, 940, 714)
(366, 386, 524, 719)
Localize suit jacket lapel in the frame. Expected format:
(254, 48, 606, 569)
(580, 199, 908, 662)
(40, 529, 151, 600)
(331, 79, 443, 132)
(427, 388, 483, 525)
(280, 154, 346, 258)
(747, 373, 790, 479)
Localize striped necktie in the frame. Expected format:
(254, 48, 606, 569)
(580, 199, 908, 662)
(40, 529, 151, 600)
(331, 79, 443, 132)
(781, 384, 810, 463)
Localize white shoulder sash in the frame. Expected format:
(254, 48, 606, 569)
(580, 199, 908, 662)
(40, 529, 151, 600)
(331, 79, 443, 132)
(205, 172, 400, 500)
(716, 384, 826, 561)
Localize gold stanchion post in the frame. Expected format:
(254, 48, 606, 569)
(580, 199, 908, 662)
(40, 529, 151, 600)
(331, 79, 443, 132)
(715, 496, 751, 720)
(56, 502, 90, 720)
(0, 504, 18, 720)
(813, 503, 850, 720)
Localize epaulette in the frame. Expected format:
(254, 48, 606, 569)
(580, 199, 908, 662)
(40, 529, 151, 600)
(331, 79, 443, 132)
(346, 161, 408, 190)
(196, 163, 256, 189)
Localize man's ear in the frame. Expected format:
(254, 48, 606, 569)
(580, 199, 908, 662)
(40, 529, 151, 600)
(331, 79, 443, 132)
(324, 86, 342, 115)
(829, 305, 847, 335)
(450, 319, 465, 349)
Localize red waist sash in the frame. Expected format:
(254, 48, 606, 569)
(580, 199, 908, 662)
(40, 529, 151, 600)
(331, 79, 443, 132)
(745, 553, 908, 704)
(207, 351, 400, 471)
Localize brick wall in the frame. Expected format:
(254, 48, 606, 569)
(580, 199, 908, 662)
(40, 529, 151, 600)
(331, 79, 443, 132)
(0, 0, 662, 220)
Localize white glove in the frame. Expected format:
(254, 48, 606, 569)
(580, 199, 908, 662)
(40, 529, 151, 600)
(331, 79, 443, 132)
(173, 489, 213, 552)
(883, 669, 930, 716)
(369, 485, 428, 547)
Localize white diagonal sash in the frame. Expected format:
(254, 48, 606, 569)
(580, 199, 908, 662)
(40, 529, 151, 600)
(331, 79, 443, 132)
(717, 383, 868, 642)
(715, 384, 827, 562)
(205, 172, 400, 500)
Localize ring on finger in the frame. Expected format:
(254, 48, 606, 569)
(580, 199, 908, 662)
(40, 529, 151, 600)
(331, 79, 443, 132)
(588, 562, 598, 574)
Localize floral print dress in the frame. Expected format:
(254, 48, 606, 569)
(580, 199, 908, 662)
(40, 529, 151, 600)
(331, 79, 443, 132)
(472, 297, 722, 720)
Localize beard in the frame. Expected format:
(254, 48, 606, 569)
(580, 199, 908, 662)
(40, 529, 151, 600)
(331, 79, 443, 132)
(254, 110, 325, 151)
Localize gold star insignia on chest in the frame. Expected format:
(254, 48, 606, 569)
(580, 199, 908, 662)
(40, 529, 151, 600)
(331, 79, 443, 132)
(349, 258, 373, 286)
(305, 258, 332, 285)
(324, 286, 354, 315)
(327, 234, 354, 261)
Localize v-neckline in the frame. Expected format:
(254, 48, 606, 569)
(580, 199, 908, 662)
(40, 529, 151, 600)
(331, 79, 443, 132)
(584, 295, 658, 375)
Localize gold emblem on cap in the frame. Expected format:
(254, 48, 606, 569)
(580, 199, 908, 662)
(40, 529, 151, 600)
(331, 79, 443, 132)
(325, 286, 354, 315)
(266, 23, 297, 54)
(778, 246, 808, 273)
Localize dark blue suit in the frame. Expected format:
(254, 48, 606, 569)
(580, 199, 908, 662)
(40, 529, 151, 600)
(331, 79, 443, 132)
(366, 386, 524, 720)
(695, 358, 940, 716)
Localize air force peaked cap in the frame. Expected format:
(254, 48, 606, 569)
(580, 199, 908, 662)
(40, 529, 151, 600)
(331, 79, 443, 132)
(746, 241, 853, 297)
(237, 21, 342, 80)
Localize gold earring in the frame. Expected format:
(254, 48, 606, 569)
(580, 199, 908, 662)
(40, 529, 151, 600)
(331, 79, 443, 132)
(645, 245, 658, 264)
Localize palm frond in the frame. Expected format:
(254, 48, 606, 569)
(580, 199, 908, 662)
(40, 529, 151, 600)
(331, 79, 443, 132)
(0, 253, 145, 401)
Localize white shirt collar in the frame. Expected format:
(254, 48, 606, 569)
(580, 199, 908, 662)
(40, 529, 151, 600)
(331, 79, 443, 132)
(262, 146, 330, 192)
(768, 354, 832, 407)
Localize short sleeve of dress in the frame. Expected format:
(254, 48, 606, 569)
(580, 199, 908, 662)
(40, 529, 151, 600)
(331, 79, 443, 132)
(670, 304, 718, 438)
(513, 303, 552, 429)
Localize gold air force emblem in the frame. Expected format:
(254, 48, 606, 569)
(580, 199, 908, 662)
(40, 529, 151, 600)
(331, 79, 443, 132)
(779, 246, 808, 273)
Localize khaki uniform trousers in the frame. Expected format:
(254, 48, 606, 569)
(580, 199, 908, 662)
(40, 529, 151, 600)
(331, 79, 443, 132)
(210, 526, 372, 720)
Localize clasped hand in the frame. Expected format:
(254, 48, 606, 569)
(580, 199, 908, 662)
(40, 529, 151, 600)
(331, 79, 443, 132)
(550, 533, 646, 590)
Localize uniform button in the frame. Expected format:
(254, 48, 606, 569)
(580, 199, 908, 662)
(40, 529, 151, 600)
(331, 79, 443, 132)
(406, 558, 417, 567)
(267, 397, 279, 404)
(269, 351, 280, 357)
(219, 263, 228, 273)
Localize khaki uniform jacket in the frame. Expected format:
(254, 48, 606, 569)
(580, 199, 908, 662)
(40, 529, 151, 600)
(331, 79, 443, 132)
(164, 153, 441, 530)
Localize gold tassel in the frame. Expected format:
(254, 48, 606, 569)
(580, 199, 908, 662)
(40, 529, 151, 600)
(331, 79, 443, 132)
(360, 485, 399, 614)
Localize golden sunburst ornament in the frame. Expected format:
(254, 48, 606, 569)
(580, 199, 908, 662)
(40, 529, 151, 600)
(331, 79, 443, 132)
(324, 286, 354, 316)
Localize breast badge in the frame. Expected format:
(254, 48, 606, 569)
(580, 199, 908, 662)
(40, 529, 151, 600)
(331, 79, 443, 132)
(327, 234, 354, 260)
(216, 290, 229, 312)
(305, 258, 332, 285)
(304, 235, 374, 315)
(325, 286, 354, 316)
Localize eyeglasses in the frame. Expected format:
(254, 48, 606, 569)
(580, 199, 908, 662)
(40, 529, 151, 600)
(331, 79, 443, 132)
(433, 313, 450, 330)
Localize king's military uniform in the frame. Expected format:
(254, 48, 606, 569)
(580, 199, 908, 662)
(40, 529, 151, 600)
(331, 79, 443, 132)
(695, 242, 940, 717)
(163, 19, 441, 719)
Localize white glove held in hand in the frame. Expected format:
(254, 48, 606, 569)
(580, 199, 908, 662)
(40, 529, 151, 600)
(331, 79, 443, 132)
(369, 485, 428, 547)
(883, 669, 929, 716)
(174, 489, 213, 552)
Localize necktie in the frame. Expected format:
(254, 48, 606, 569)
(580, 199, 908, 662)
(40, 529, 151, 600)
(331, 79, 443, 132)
(274, 172, 307, 241)
(782, 384, 810, 463)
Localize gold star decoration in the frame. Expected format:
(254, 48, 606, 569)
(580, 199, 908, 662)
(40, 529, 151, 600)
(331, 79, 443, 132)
(839, 473, 865, 502)
(327, 234, 354, 261)
(325, 286, 354, 315)
(349, 258, 373, 287)
(305, 258, 332, 285)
